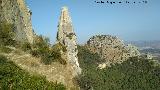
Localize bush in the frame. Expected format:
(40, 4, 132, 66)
(57, 57, 67, 65)
(52, 43, 67, 52)
(0, 22, 16, 46)
(40, 53, 54, 65)
(51, 43, 67, 65)
(0, 55, 66, 90)
(31, 35, 66, 65)
(0, 46, 12, 53)
(30, 49, 40, 57)
(21, 35, 67, 65)
(30, 35, 51, 64)
(0, 54, 8, 63)
(31, 39, 67, 65)
(21, 42, 32, 52)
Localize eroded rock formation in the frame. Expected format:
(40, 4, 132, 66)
(86, 35, 140, 67)
(56, 6, 81, 76)
(0, 0, 34, 44)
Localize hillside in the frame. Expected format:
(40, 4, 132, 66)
(1, 0, 160, 90)
(0, 44, 80, 89)
(86, 35, 140, 67)
(0, 54, 65, 90)
(77, 46, 160, 90)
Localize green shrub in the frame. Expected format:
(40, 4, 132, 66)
(0, 46, 12, 53)
(0, 54, 8, 63)
(52, 43, 67, 52)
(40, 53, 54, 65)
(31, 35, 52, 64)
(57, 58, 67, 65)
(0, 55, 66, 90)
(33, 35, 50, 49)
(29, 35, 66, 65)
(30, 49, 40, 57)
(51, 43, 67, 65)
(21, 42, 32, 52)
(0, 22, 16, 46)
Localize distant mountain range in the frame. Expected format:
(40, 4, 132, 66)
(125, 40, 160, 49)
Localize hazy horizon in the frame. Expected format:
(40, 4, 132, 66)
(26, 0, 160, 44)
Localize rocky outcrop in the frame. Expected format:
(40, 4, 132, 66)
(55, 6, 81, 89)
(86, 35, 140, 67)
(0, 0, 34, 44)
(56, 6, 81, 76)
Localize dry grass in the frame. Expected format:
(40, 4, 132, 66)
(3, 48, 78, 90)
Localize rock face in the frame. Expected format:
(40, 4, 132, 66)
(86, 35, 140, 67)
(56, 6, 81, 76)
(0, 0, 34, 44)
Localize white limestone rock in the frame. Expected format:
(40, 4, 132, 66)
(86, 35, 140, 67)
(56, 6, 81, 76)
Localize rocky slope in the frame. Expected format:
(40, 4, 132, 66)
(0, 0, 34, 44)
(86, 35, 140, 68)
(0, 48, 76, 89)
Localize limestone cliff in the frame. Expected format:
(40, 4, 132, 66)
(86, 35, 140, 68)
(56, 6, 81, 76)
(0, 0, 34, 44)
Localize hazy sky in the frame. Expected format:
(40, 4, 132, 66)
(26, 0, 160, 44)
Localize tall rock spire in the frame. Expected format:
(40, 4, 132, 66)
(57, 6, 74, 43)
(57, 6, 81, 76)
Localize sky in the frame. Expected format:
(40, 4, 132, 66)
(26, 0, 160, 44)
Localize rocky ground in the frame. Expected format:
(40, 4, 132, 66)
(86, 35, 140, 67)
